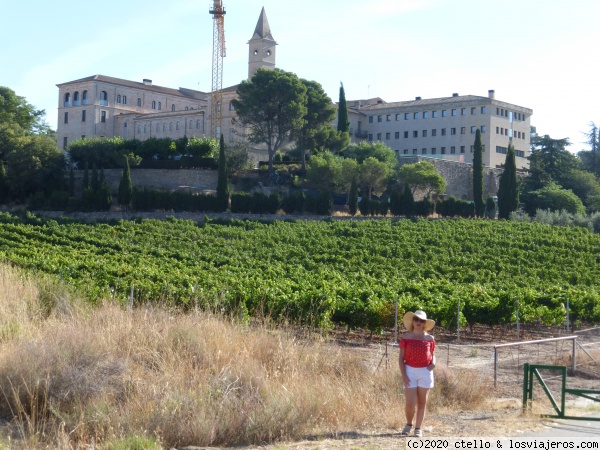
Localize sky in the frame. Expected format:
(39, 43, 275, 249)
(1, 0, 599, 153)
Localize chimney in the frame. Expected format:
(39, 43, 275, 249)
(452, 93, 459, 97)
(143, 79, 153, 86)
(488, 89, 495, 99)
(415, 96, 421, 100)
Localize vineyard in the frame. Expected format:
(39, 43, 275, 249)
(0, 212, 599, 331)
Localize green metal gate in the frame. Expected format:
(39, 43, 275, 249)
(522, 362, 600, 421)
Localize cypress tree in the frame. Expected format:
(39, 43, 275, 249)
(91, 164, 99, 191)
(400, 183, 415, 216)
(0, 161, 9, 203)
(216, 134, 229, 212)
(497, 143, 519, 219)
(348, 177, 358, 216)
(473, 129, 485, 217)
(337, 82, 350, 133)
(82, 162, 89, 190)
(68, 165, 75, 196)
(118, 158, 132, 210)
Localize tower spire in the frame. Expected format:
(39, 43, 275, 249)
(248, 7, 277, 79)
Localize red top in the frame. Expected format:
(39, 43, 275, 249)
(400, 338, 435, 368)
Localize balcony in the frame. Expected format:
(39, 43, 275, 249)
(354, 130, 368, 139)
(82, 99, 88, 105)
(99, 100, 108, 106)
(73, 100, 80, 106)
(63, 101, 70, 107)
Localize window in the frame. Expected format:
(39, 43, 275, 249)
(413, 131, 418, 138)
(152, 101, 156, 109)
(470, 145, 474, 153)
(471, 126, 477, 133)
(196, 120, 200, 129)
(82, 90, 88, 105)
(64, 92, 71, 107)
(451, 109, 457, 116)
(185, 106, 189, 111)
(122, 95, 127, 105)
(395, 132, 400, 139)
(471, 107, 476, 115)
(481, 125, 487, 133)
(403, 149, 409, 154)
(422, 148, 427, 154)
(422, 130, 427, 137)
(515, 150, 525, 158)
(496, 126, 500, 134)
(405, 113, 410, 120)
(412, 149, 417, 155)
(176, 121, 180, 130)
(432, 111, 438, 118)
(423, 111, 429, 119)
(137, 125, 141, 134)
(404, 131, 409, 138)
(441, 147, 446, 154)
(117, 95, 121, 104)
(100, 91, 108, 106)
(414, 112, 419, 119)
(63, 137, 68, 149)
(156, 123, 160, 132)
(461, 127, 466, 134)
(81, 135, 85, 139)
(386, 115, 391, 122)
(432, 129, 437, 137)
(158, 101, 161, 110)
(460, 146, 465, 153)
(377, 133, 382, 140)
(169, 122, 173, 131)
(377, 115, 382, 122)
(368, 134, 373, 141)
(163, 123, 166, 132)
(442, 110, 447, 117)
(441, 128, 446, 136)
(496, 146, 508, 154)
(385, 132, 391, 140)
(496, 107, 500, 115)
(431, 148, 436, 155)
(64, 112, 68, 124)
(395, 113, 401, 121)
(481, 106, 487, 114)
(451, 128, 456, 135)
(137, 98, 142, 107)
(172, 104, 175, 112)
(229, 102, 235, 111)
(81, 110, 86, 122)
(461, 108, 466, 116)
(369, 116, 374, 123)
(73, 91, 80, 106)
(189, 120, 192, 128)
(101, 111, 106, 123)
(450, 146, 456, 154)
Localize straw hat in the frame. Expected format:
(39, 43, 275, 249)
(403, 310, 435, 332)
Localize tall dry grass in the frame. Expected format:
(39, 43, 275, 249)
(0, 264, 493, 449)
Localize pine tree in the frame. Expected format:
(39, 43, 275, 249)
(337, 82, 350, 133)
(497, 143, 519, 219)
(473, 129, 485, 217)
(118, 158, 132, 210)
(348, 177, 358, 216)
(216, 134, 229, 212)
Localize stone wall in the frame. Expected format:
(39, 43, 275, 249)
(398, 156, 502, 200)
(78, 160, 502, 202)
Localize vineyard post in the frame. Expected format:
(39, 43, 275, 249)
(516, 299, 520, 339)
(129, 285, 134, 314)
(394, 297, 399, 345)
(566, 299, 570, 334)
(457, 299, 460, 341)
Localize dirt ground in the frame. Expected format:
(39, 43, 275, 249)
(194, 325, 600, 450)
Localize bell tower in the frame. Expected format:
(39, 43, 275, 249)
(248, 7, 277, 79)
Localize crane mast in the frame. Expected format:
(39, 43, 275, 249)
(209, 1, 226, 139)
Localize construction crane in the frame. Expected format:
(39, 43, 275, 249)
(209, 1, 226, 139)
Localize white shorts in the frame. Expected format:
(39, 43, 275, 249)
(405, 365, 434, 389)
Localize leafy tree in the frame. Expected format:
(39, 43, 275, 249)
(118, 158, 132, 210)
(337, 82, 350, 133)
(472, 129, 484, 217)
(398, 161, 446, 198)
(528, 183, 586, 215)
(497, 143, 519, 219)
(528, 135, 577, 188)
(0, 86, 49, 134)
(294, 79, 338, 172)
(578, 122, 600, 178)
(360, 157, 390, 199)
(216, 134, 229, 212)
(342, 141, 397, 170)
(305, 152, 341, 193)
(231, 68, 308, 173)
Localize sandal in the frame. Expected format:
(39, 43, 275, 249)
(414, 428, 422, 438)
(401, 424, 413, 435)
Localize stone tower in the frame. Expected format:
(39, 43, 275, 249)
(247, 7, 277, 79)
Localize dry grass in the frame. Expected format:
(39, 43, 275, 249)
(0, 264, 497, 449)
